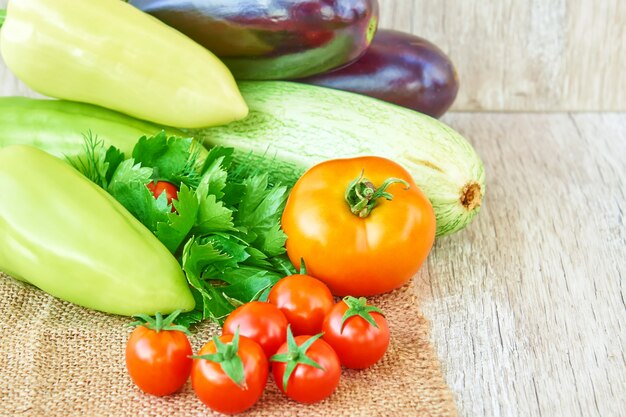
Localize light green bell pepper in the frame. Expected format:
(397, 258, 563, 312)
(0, 145, 195, 316)
(0, 0, 248, 128)
(0, 97, 183, 158)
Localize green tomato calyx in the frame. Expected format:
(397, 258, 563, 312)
(129, 310, 191, 336)
(340, 296, 385, 332)
(345, 170, 410, 218)
(191, 327, 247, 389)
(299, 258, 307, 275)
(270, 326, 325, 392)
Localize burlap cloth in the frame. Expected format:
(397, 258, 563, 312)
(0, 272, 457, 417)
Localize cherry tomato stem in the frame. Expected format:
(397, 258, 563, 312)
(270, 327, 341, 404)
(270, 326, 325, 391)
(192, 333, 268, 414)
(192, 328, 247, 387)
(322, 298, 390, 369)
(339, 296, 385, 330)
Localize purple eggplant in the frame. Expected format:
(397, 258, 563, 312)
(299, 29, 459, 118)
(129, 0, 379, 80)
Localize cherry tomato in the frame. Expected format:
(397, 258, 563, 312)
(192, 333, 268, 414)
(322, 296, 390, 369)
(268, 274, 334, 336)
(125, 312, 192, 396)
(281, 156, 436, 296)
(147, 180, 178, 211)
(271, 329, 341, 404)
(222, 301, 288, 359)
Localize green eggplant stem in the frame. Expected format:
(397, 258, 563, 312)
(0, 10, 6, 27)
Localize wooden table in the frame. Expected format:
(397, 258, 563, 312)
(1, 71, 625, 417)
(428, 112, 626, 417)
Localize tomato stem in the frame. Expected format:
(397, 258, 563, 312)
(0, 10, 5, 28)
(155, 312, 163, 332)
(128, 310, 192, 336)
(345, 170, 409, 218)
(270, 326, 325, 391)
(340, 296, 385, 332)
(191, 327, 247, 389)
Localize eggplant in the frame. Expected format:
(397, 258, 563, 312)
(299, 29, 459, 118)
(129, 0, 379, 80)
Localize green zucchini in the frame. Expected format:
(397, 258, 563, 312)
(0, 97, 182, 158)
(198, 81, 485, 236)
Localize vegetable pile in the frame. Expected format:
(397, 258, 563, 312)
(0, 0, 486, 413)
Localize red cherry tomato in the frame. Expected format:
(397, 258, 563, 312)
(271, 330, 341, 404)
(322, 296, 390, 369)
(268, 274, 334, 336)
(147, 180, 179, 211)
(222, 301, 288, 359)
(125, 312, 192, 396)
(192, 333, 268, 414)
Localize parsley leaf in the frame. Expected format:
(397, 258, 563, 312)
(181, 237, 237, 322)
(132, 131, 204, 187)
(73, 134, 295, 327)
(233, 175, 288, 257)
(105, 159, 168, 231)
(154, 184, 199, 254)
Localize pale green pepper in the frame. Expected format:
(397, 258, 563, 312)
(0, 0, 248, 128)
(0, 145, 195, 316)
(0, 97, 184, 158)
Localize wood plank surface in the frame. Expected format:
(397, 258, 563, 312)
(430, 111, 626, 417)
(379, 0, 626, 111)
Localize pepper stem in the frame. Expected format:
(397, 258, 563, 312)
(0, 10, 6, 28)
(345, 170, 410, 218)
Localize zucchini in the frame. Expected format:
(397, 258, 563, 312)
(1, 85, 484, 236)
(0, 97, 183, 158)
(198, 81, 485, 236)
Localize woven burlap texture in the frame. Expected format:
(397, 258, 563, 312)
(0, 273, 456, 417)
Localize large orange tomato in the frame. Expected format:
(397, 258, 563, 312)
(281, 157, 435, 296)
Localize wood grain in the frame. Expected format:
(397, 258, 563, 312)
(427, 111, 626, 416)
(1, 0, 624, 110)
(380, 0, 626, 111)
